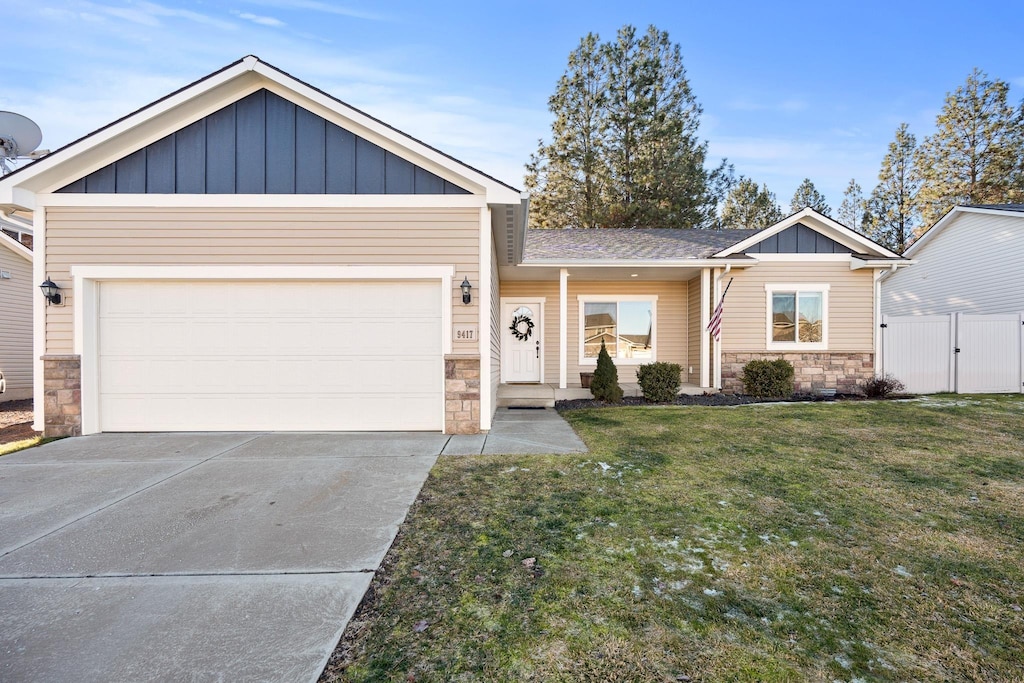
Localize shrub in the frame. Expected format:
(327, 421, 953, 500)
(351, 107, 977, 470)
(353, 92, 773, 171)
(590, 340, 623, 403)
(859, 374, 906, 397)
(741, 359, 795, 398)
(636, 362, 682, 403)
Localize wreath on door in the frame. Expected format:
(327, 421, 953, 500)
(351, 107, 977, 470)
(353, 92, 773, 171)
(509, 313, 534, 341)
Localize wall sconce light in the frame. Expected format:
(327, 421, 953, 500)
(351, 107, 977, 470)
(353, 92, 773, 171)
(39, 276, 62, 305)
(460, 277, 472, 304)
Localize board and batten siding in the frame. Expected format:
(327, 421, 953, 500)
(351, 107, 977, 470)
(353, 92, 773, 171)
(43, 206, 481, 356)
(500, 280, 688, 384)
(0, 243, 33, 399)
(883, 212, 1024, 316)
(722, 261, 875, 353)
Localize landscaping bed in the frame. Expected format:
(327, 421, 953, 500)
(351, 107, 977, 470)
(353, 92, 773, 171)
(556, 392, 899, 411)
(0, 399, 37, 447)
(323, 395, 1024, 682)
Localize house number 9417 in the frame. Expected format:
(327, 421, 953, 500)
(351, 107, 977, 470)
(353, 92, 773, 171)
(455, 325, 478, 341)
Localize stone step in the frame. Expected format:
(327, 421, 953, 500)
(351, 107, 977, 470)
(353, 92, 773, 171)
(496, 395, 556, 408)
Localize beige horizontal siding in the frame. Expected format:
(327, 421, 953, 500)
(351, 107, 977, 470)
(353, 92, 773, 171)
(44, 206, 480, 355)
(0, 243, 33, 397)
(722, 261, 875, 353)
(687, 274, 702, 384)
(500, 280, 688, 384)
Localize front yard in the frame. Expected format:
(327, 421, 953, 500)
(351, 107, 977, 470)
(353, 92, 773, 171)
(325, 397, 1024, 682)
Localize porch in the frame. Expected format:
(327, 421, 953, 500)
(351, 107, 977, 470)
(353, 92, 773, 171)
(496, 382, 711, 408)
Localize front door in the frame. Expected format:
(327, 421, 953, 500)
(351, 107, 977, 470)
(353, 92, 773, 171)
(502, 301, 542, 382)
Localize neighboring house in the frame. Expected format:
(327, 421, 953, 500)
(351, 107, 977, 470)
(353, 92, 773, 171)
(0, 56, 910, 438)
(882, 205, 1024, 316)
(0, 226, 33, 402)
(880, 205, 1024, 394)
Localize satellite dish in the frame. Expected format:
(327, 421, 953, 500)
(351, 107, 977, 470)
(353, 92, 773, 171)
(0, 111, 44, 175)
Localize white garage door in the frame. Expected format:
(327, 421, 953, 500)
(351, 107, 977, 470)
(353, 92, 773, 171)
(98, 280, 443, 431)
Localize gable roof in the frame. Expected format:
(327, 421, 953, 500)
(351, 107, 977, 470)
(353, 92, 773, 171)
(713, 207, 902, 259)
(0, 229, 32, 261)
(906, 204, 1024, 257)
(519, 207, 907, 265)
(0, 56, 521, 208)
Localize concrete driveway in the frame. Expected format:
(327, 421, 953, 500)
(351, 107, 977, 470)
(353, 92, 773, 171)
(0, 432, 442, 683)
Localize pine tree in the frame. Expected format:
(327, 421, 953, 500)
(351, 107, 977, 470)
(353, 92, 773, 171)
(524, 34, 607, 229)
(590, 340, 623, 402)
(720, 177, 783, 229)
(525, 25, 726, 229)
(837, 179, 866, 232)
(866, 124, 920, 253)
(914, 68, 1024, 226)
(790, 178, 831, 215)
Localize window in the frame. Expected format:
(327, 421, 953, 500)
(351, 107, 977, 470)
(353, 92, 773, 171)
(578, 295, 657, 363)
(765, 284, 828, 350)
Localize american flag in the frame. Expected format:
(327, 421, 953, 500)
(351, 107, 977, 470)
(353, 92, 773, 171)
(707, 277, 733, 342)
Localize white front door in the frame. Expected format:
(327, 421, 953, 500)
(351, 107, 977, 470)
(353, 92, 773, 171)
(502, 301, 542, 382)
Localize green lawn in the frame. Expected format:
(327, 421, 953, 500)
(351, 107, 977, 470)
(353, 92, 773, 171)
(0, 436, 46, 456)
(326, 396, 1024, 682)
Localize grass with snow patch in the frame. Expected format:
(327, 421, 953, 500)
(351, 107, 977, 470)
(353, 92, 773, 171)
(325, 395, 1024, 682)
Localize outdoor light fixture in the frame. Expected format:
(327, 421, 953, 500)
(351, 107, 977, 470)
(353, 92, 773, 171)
(39, 277, 61, 305)
(460, 277, 472, 304)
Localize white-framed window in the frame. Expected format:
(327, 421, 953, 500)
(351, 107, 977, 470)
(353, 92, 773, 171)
(577, 294, 658, 364)
(764, 284, 829, 351)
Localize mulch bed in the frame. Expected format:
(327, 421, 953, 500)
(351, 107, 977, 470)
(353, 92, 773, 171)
(555, 392, 902, 411)
(0, 399, 38, 445)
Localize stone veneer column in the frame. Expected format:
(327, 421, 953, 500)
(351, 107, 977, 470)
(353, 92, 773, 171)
(444, 354, 481, 435)
(721, 352, 874, 395)
(42, 355, 82, 437)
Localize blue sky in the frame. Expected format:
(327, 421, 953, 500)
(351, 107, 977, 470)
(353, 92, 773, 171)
(5, 0, 1024, 212)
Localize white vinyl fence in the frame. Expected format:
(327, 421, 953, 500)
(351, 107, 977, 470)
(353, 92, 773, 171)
(881, 313, 1024, 394)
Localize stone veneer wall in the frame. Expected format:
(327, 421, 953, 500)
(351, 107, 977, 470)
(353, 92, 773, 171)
(42, 355, 82, 437)
(722, 352, 874, 394)
(445, 355, 481, 434)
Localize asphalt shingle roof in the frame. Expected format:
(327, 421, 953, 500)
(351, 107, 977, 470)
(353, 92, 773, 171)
(522, 228, 760, 261)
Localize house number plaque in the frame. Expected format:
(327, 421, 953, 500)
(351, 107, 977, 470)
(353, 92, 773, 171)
(454, 325, 478, 341)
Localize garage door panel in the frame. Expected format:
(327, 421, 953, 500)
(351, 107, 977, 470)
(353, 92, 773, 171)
(98, 280, 444, 432)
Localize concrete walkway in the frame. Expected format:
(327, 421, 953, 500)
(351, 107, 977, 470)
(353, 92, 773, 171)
(443, 407, 588, 455)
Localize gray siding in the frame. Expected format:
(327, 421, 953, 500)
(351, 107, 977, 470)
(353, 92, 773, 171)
(745, 223, 850, 254)
(58, 89, 470, 195)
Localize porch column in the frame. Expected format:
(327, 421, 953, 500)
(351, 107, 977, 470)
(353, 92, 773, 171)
(700, 267, 711, 387)
(713, 267, 722, 389)
(559, 268, 568, 389)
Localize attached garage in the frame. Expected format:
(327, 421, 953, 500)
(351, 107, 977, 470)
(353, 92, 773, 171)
(95, 279, 443, 431)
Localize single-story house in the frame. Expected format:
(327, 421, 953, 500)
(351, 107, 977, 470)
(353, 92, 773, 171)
(0, 223, 33, 402)
(880, 204, 1023, 393)
(0, 56, 910, 437)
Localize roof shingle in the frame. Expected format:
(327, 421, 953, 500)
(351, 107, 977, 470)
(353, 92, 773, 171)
(522, 228, 760, 262)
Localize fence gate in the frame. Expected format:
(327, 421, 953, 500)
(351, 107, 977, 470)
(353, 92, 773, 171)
(881, 313, 1024, 394)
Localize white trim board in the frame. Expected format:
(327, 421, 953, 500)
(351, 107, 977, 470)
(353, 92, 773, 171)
(37, 194, 489, 209)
